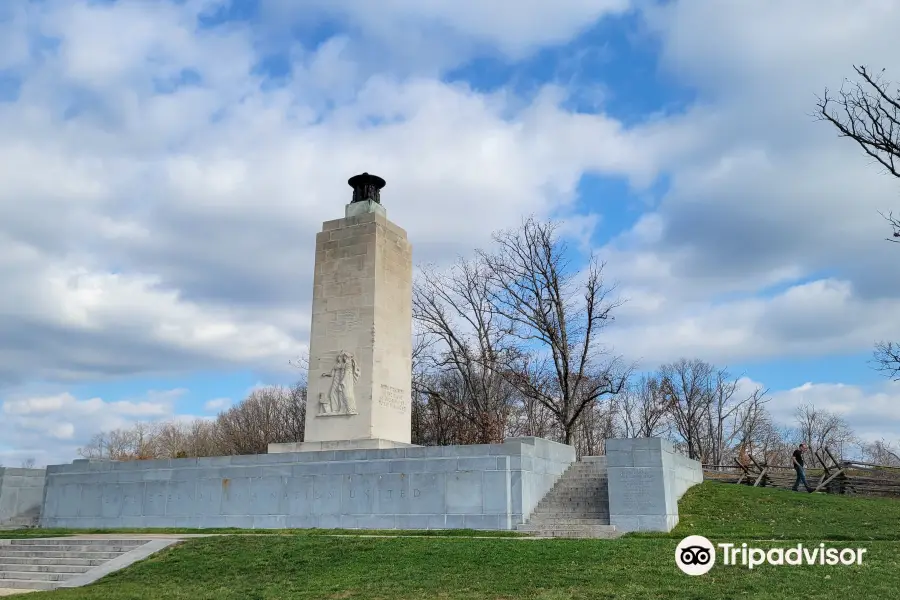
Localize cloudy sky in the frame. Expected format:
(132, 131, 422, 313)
(2, 0, 900, 466)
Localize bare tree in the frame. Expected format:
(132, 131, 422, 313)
(615, 375, 671, 439)
(131, 422, 159, 459)
(78, 428, 143, 461)
(873, 341, 900, 381)
(19, 457, 36, 469)
(76, 426, 150, 461)
(286, 354, 309, 442)
(658, 359, 715, 460)
(732, 390, 774, 462)
(183, 419, 224, 457)
(705, 371, 768, 467)
(288, 351, 309, 372)
(480, 217, 627, 445)
(816, 65, 900, 241)
(152, 421, 191, 458)
(507, 392, 558, 440)
(411, 381, 475, 446)
(216, 385, 303, 455)
(575, 400, 616, 457)
(77, 432, 108, 460)
(412, 292, 503, 446)
(151, 418, 225, 459)
(282, 382, 307, 443)
(71, 380, 309, 462)
(413, 257, 518, 443)
(860, 438, 900, 466)
(610, 361, 771, 465)
(756, 423, 796, 467)
(817, 65, 900, 380)
(794, 403, 856, 460)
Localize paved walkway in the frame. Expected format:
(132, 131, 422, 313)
(25, 533, 543, 541)
(27, 534, 212, 540)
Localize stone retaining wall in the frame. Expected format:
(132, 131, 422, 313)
(39, 437, 574, 530)
(0, 467, 46, 527)
(605, 438, 703, 532)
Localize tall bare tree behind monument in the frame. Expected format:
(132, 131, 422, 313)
(816, 65, 900, 380)
(413, 257, 518, 443)
(480, 217, 627, 445)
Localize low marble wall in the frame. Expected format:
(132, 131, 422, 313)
(39, 437, 575, 530)
(605, 438, 703, 533)
(0, 467, 47, 527)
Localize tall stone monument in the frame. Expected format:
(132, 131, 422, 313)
(270, 173, 414, 453)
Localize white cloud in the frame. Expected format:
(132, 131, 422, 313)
(259, 0, 631, 70)
(0, 389, 189, 466)
(766, 380, 900, 446)
(0, 1, 659, 389)
(593, 1, 900, 369)
(607, 277, 900, 368)
(203, 397, 231, 412)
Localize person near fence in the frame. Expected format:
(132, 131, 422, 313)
(792, 443, 813, 492)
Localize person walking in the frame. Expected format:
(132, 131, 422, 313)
(792, 443, 813, 492)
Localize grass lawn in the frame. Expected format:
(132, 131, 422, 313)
(665, 480, 900, 541)
(6, 482, 900, 599)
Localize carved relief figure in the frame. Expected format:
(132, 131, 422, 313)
(318, 392, 330, 415)
(320, 350, 360, 415)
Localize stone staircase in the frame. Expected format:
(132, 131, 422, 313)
(517, 456, 620, 538)
(0, 538, 150, 591)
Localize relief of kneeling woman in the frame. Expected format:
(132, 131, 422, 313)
(320, 350, 360, 415)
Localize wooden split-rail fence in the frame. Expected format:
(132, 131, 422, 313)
(703, 447, 900, 498)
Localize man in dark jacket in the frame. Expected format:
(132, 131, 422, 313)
(792, 443, 812, 492)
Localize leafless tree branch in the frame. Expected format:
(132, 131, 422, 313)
(816, 66, 900, 243)
(873, 340, 900, 381)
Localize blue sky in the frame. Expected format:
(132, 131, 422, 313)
(2, 0, 900, 466)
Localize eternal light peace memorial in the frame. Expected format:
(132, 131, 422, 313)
(5, 174, 702, 536)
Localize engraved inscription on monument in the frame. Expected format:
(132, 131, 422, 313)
(617, 470, 656, 512)
(318, 350, 360, 416)
(378, 384, 408, 413)
(327, 309, 360, 336)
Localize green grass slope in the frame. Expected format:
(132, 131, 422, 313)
(6, 482, 899, 600)
(667, 480, 900, 541)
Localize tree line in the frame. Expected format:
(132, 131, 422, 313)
(74, 364, 895, 468)
(74, 217, 898, 468)
(78, 383, 307, 461)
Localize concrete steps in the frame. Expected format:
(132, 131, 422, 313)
(0, 538, 149, 591)
(2, 563, 90, 573)
(1, 556, 108, 567)
(532, 503, 609, 513)
(517, 524, 619, 538)
(518, 457, 620, 539)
